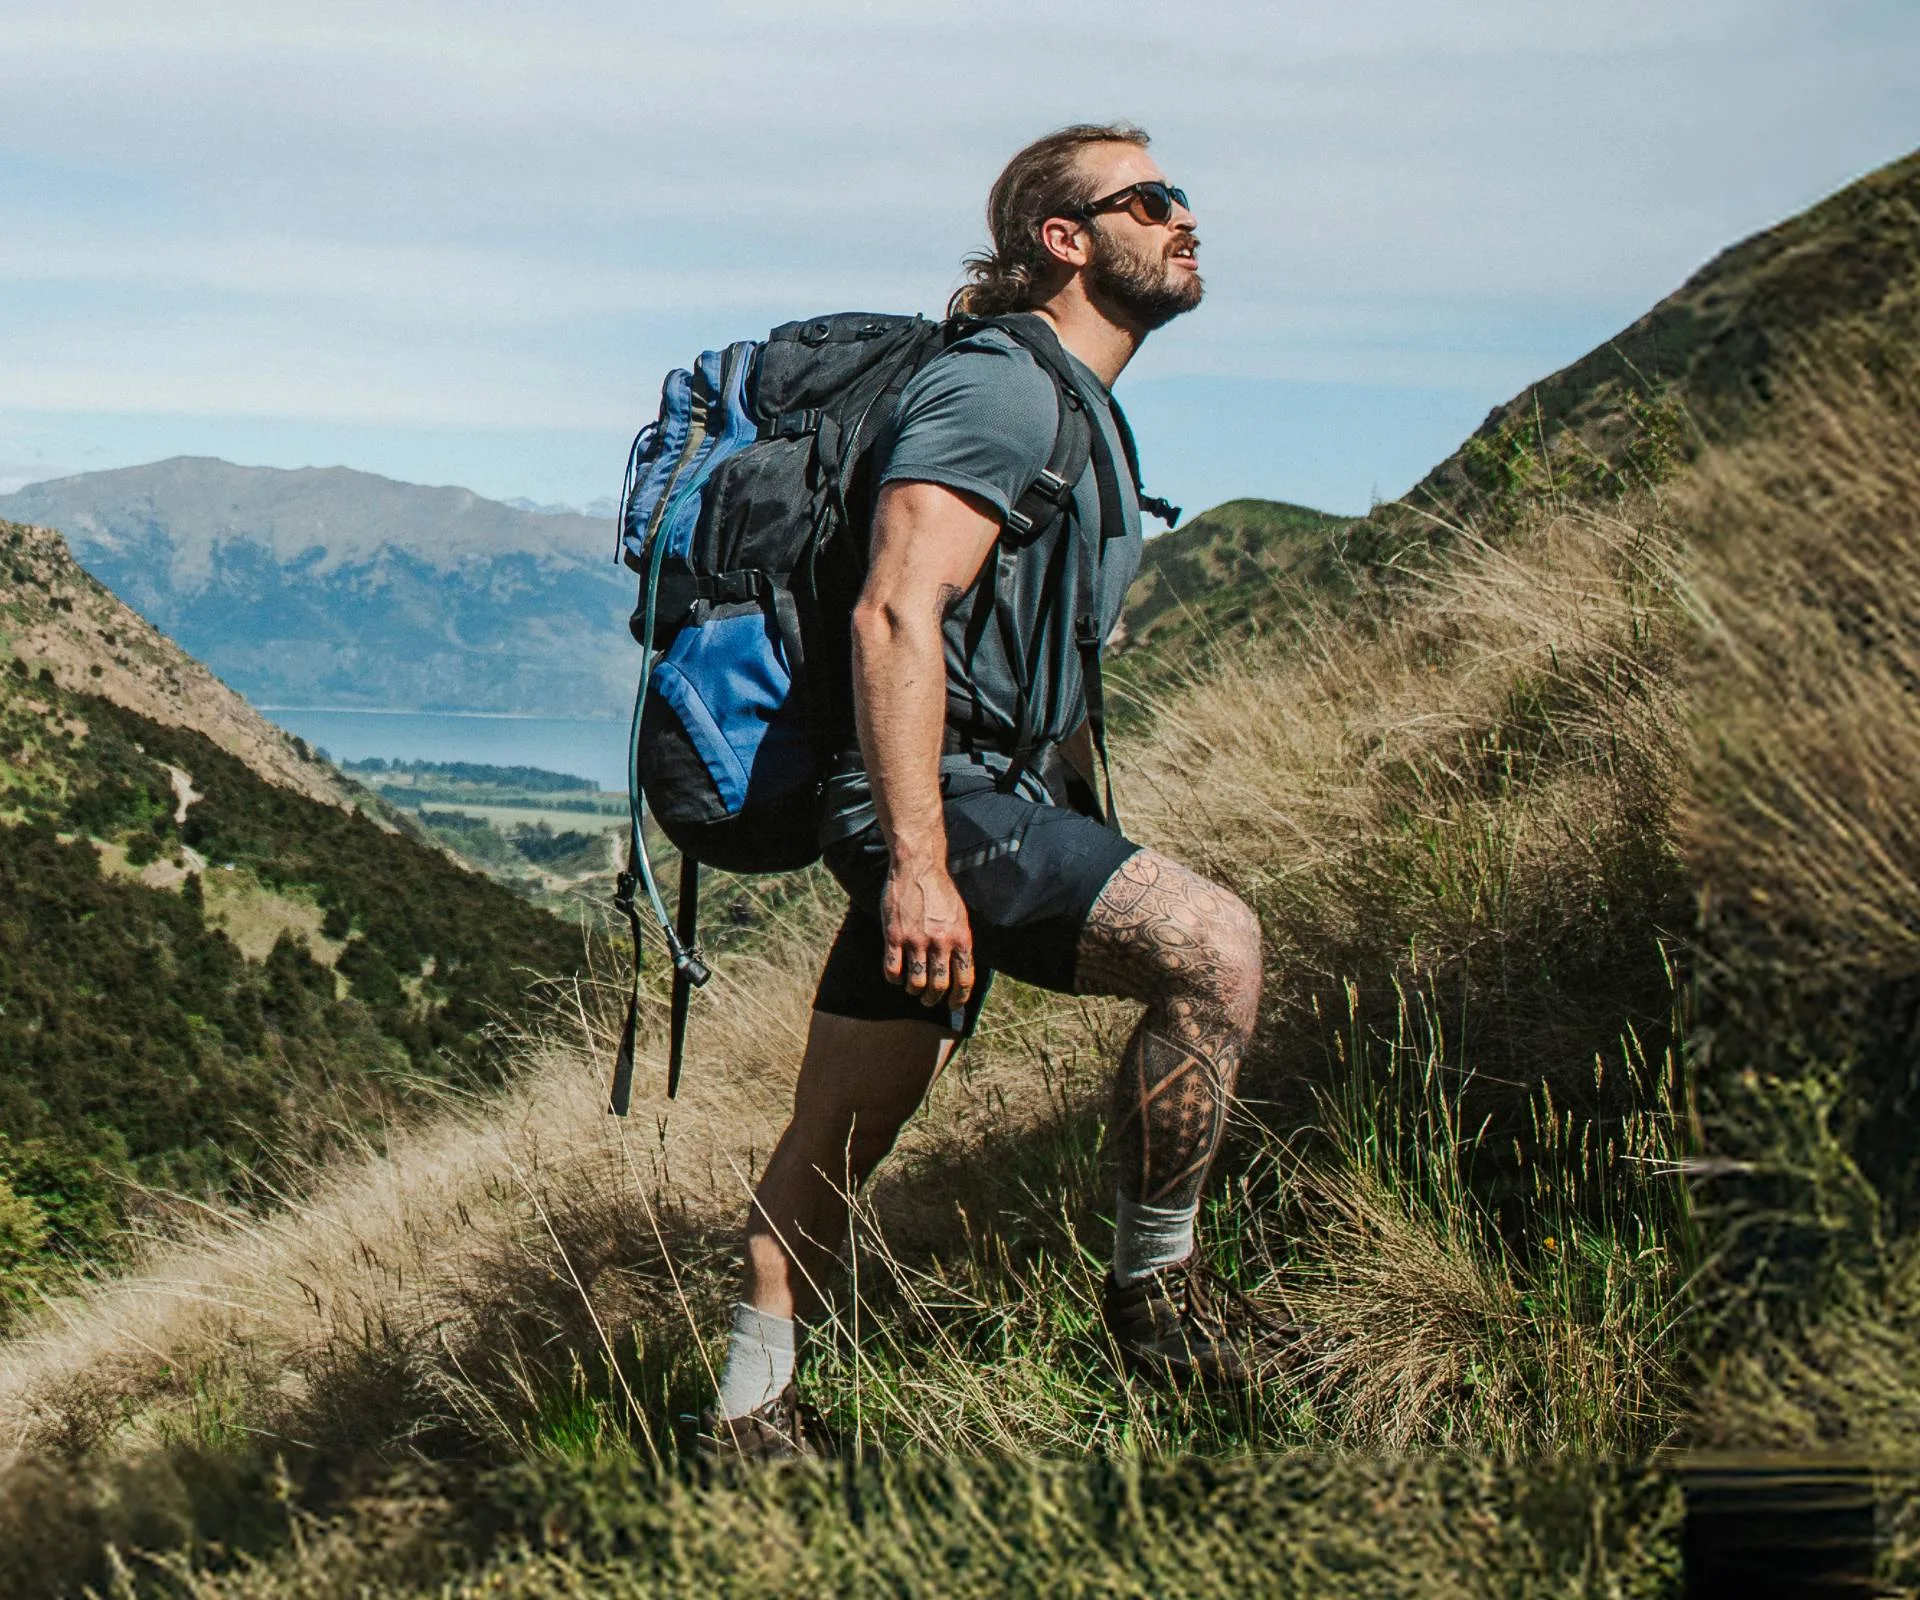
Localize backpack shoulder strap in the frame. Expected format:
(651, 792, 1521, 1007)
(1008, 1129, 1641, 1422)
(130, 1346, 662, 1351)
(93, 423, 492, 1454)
(974, 314, 1143, 826)
(996, 381, 1094, 770)
(974, 312, 1179, 530)
(941, 316, 1097, 777)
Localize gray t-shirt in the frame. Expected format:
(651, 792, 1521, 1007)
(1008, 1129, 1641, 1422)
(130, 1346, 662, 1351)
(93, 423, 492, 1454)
(873, 320, 1143, 755)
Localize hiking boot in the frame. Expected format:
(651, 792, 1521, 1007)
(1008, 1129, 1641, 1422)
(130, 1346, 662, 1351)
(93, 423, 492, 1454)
(693, 1384, 829, 1463)
(1102, 1254, 1264, 1388)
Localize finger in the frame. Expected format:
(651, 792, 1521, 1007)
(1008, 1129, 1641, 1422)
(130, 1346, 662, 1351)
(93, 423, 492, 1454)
(883, 930, 905, 986)
(950, 946, 974, 1007)
(903, 944, 929, 996)
(923, 949, 950, 1005)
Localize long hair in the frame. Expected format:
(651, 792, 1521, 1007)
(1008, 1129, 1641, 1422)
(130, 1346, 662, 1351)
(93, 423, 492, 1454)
(948, 122, 1150, 319)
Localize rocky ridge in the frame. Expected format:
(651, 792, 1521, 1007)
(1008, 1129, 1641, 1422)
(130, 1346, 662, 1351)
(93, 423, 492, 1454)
(1, 518, 352, 808)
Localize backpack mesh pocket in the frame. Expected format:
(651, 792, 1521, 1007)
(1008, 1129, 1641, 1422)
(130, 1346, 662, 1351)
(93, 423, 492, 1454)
(639, 601, 819, 871)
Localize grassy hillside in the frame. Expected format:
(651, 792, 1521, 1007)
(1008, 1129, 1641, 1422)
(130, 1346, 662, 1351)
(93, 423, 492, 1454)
(0, 472, 1700, 1592)
(1, 517, 350, 805)
(1, 148, 1917, 1596)
(0, 594, 589, 1313)
(1108, 498, 1357, 722)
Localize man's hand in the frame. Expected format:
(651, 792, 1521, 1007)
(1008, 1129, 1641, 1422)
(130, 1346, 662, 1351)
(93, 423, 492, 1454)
(881, 859, 975, 1009)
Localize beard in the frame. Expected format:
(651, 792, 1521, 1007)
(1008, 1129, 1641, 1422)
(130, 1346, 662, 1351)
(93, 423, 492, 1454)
(1085, 224, 1204, 331)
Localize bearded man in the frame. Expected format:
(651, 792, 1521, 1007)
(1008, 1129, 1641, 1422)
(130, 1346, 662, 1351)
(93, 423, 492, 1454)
(700, 122, 1265, 1456)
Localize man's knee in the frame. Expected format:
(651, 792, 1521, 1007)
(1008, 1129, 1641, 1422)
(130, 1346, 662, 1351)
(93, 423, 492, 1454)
(1196, 884, 1263, 1025)
(786, 1090, 913, 1182)
(1079, 851, 1264, 1020)
(841, 1106, 912, 1181)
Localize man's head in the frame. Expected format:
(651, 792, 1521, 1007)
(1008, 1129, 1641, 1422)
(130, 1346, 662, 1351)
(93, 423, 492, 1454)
(950, 123, 1202, 333)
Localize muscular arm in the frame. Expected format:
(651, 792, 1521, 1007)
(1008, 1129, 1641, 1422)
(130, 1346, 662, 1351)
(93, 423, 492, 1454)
(851, 480, 1002, 1008)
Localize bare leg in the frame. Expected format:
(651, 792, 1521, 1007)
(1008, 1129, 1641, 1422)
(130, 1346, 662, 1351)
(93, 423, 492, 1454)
(743, 1012, 956, 1321)
(1075, 850, 1263, 1212)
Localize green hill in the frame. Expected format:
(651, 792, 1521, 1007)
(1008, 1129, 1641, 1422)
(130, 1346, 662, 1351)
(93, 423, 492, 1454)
(1109, 499, 1357, 716)
(1122, 498, 1354, 645)
(1378, 147, 1920, 542)
(0, 517, 588, 1311)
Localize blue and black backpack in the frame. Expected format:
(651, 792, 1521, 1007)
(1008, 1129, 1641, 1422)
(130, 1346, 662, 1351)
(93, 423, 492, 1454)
(607, 311, 1177, 1112)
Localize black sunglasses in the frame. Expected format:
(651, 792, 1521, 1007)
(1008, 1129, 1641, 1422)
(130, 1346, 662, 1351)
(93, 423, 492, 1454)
(1071, 180, 1190, 226)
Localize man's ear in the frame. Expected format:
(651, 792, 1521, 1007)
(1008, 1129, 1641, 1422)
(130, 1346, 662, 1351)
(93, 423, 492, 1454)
(1039, 215, 1091, 269)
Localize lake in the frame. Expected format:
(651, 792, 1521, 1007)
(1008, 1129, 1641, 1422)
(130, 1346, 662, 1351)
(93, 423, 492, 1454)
(260, 708, 632, 792)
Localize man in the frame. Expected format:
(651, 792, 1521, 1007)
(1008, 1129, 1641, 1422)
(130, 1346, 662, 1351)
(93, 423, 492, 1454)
(702, 123, 1264, 1457)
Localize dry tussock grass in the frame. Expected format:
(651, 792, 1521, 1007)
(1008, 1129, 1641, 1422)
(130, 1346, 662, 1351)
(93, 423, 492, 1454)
(1674, 354, 1920, 1462)
(1133, 505, 1680, 939)
(1113, 502, 1694, 1453)
(1680, 358, 1920, 985)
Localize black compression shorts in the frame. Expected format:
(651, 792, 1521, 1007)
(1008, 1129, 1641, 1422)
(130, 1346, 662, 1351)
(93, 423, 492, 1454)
(813, 763, 1141, 1035)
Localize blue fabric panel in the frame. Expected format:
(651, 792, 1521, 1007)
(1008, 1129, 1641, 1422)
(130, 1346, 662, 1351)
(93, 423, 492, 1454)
(622, 367, 693, 566)
(649, 606, 810, 816)
(659, 341, 764, 560)
(651, 656, 749, 811)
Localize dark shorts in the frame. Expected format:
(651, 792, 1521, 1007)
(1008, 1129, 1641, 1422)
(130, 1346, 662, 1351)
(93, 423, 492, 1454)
(812, 762, 1141, 1035)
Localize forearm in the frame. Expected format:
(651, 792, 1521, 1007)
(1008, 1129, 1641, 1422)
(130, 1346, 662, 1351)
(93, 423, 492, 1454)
(851, 598, 949, 870)
(851, 480, 994, 1006)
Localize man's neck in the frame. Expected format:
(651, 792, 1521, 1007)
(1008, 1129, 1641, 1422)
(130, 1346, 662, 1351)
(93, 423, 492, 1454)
(1029, 283, 1143, 390)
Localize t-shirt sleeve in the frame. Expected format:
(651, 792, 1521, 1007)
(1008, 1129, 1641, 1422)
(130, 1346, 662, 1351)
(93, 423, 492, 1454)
(876, 338, 1059, 518)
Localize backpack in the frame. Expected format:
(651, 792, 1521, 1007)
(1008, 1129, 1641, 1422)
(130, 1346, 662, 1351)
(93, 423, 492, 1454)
(606, 311, 1178, 1113)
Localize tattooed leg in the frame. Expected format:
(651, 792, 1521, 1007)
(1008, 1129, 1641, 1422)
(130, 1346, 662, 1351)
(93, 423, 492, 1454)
(1075, 850, 1263, 1210)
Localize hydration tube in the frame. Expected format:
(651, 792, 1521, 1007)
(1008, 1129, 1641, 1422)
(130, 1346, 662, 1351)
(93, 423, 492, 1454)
(609, 521, 709, 1114)
(624, 520, 708, 978)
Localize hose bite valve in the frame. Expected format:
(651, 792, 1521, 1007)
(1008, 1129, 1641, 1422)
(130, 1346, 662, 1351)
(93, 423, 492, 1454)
(666, 929, 711, 988)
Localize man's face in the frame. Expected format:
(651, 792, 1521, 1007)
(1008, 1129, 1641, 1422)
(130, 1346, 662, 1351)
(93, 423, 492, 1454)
(1073, 143, 1203, 332)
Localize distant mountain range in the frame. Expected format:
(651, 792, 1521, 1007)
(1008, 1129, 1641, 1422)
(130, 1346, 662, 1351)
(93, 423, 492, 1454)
(506, 495, 619, 518)
(0, 458, 635, 718)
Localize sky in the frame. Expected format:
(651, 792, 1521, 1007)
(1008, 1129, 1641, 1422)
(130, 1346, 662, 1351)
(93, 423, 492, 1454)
(1, 1, 1915, 521)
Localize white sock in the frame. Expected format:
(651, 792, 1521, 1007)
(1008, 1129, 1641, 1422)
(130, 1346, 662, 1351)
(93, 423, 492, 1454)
(714, 1301, 799, 1419)
(1112, 1195, 1198, 1286)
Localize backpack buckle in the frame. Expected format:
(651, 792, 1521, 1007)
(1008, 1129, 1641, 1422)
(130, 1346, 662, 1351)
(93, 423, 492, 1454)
(1033, 469, 1072, 504)
(697, 569, 767, 605)
(1005, 468, 1074, 540)
(772, 408, 821, 439)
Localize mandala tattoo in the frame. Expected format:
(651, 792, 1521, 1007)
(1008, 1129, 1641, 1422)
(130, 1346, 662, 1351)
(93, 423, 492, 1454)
(1076, 851, 1261, 1209)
